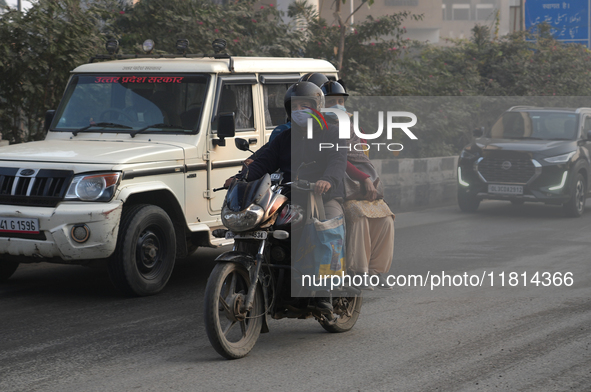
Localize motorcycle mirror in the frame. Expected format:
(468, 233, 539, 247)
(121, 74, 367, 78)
(235, 138, 250, 151)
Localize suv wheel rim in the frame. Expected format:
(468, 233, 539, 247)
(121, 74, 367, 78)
(136, 227, 165, 279)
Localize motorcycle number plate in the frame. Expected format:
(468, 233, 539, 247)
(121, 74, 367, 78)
(233, 231, 268, 240)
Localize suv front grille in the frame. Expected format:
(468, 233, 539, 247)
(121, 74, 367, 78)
(478, 157, 535, 184)
(0, 168, 73, 207)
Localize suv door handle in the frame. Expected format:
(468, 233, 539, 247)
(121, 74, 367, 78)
(248, 138, 257, 144)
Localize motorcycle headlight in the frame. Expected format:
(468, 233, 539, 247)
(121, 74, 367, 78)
(65, 173, 121, 201)
(222, 204, 264, 232)
(544, 151, 576, 164)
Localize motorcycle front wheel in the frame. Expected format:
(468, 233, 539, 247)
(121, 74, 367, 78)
(319, 294, 363, 333)
(204, 262, 264, 359)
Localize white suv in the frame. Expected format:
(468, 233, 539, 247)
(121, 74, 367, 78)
(0, 53, 337, 295)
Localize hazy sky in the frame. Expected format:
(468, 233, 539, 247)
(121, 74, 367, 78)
(4, 0, 34, 11)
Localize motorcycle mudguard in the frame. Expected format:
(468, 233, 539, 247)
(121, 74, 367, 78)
(214, 251, 271, 334)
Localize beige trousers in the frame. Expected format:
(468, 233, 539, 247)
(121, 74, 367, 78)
(346, 215, 395, 275)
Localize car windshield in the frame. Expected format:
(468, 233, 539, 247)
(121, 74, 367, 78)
(52, 74, 210, 134)
(488, 111, 578, 140)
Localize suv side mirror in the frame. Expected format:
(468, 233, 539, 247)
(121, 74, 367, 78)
(44, 110, 56, 133)
(234, 138, 250, 151)
(213, 112, 235, 146)
(473, 127, 484, 137)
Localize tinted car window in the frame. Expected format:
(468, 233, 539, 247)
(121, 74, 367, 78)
(490, 111, 578, 140)
(53, 74, 209, 133)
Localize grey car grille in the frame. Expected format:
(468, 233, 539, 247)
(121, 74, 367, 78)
(478, 157, 535, 184)
(0, 168, 73, 207)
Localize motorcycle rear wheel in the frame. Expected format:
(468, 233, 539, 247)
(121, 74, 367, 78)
(319, 294, 363, 333)
(204, 262, 264, 359)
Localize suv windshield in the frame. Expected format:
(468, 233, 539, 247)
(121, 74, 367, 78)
(489, 111, 578, 140)
(52, 74, 210, 134)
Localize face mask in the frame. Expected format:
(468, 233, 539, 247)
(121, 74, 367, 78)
(332, 104, 347, 112)
(291, 109, 313, 127)
(323, 104, 347, 122)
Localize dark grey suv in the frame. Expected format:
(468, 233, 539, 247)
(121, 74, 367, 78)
(457, 106, 591, 217)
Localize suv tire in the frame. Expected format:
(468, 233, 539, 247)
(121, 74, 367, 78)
(458, 189, 480, 212)
(108, 204, 176, 296)
(563, 173, 586, 218)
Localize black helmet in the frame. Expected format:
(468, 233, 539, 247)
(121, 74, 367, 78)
(299, 73, 329, 87)
(321, 81, 349, 100)
(284, 82, 325, 117)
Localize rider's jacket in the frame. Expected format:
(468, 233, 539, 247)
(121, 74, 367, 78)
(245, 121, 347, 202)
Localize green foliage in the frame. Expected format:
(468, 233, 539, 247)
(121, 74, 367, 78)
(105, 0, 304, 57)
(4, 0, 591, 161)
(0, 0, 103, 143)
(289, 1, 420, 94)
(372, 24, 591, 157)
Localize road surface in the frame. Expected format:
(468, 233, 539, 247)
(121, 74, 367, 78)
(1, 200, 590, 391)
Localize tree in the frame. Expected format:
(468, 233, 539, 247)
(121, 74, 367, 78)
(288, 1, 419, 94)
(103, 0, 305, 57)
(332, 0, 373, 71)
(0, 0, 104, 143)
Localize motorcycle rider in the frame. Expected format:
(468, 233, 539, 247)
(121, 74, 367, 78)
(233, 81, 347, 312)
(243, 73, 330, 165)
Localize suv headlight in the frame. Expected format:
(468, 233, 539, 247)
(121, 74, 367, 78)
(222, 204, 264, 232)
(65, 173, 121, 201)
(544, 151, 576, 164)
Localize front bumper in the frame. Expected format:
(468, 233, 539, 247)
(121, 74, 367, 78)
(0, 201, 122, 262)
(458, 161, 572, 204)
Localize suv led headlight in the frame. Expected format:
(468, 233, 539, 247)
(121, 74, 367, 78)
(65, 173, 121, 201)
(544, 151, 576, 164)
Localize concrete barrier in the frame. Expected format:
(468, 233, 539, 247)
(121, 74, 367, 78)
(373, 156, 459, 212)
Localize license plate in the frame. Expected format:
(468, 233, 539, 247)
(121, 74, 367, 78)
(0, 217, 40, 234)
(488, 184, 523, 195)
(227, 231, 267, 240)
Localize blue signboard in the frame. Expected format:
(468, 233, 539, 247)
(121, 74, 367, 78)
(525, 0, 590, 47)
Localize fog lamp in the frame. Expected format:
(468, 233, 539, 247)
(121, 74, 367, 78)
(106, 38, 119, 55)
(71, 224, 90, 243)
(142, 39, 155, 54)
(176, 39, 189, 55)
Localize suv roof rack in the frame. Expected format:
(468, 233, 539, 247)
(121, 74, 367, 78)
(89, 53, 235, 73)
(89, 39, 235, 72)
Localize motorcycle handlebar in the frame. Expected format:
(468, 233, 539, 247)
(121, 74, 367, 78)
(289, 180, 316, 192)
(215, 179, 315, 193)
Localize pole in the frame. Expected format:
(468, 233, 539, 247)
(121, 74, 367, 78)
(520, 0, 524, 31)
(17, 0, 22, 12)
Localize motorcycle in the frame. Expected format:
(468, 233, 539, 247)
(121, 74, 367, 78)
(203, 141, 363, 359)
